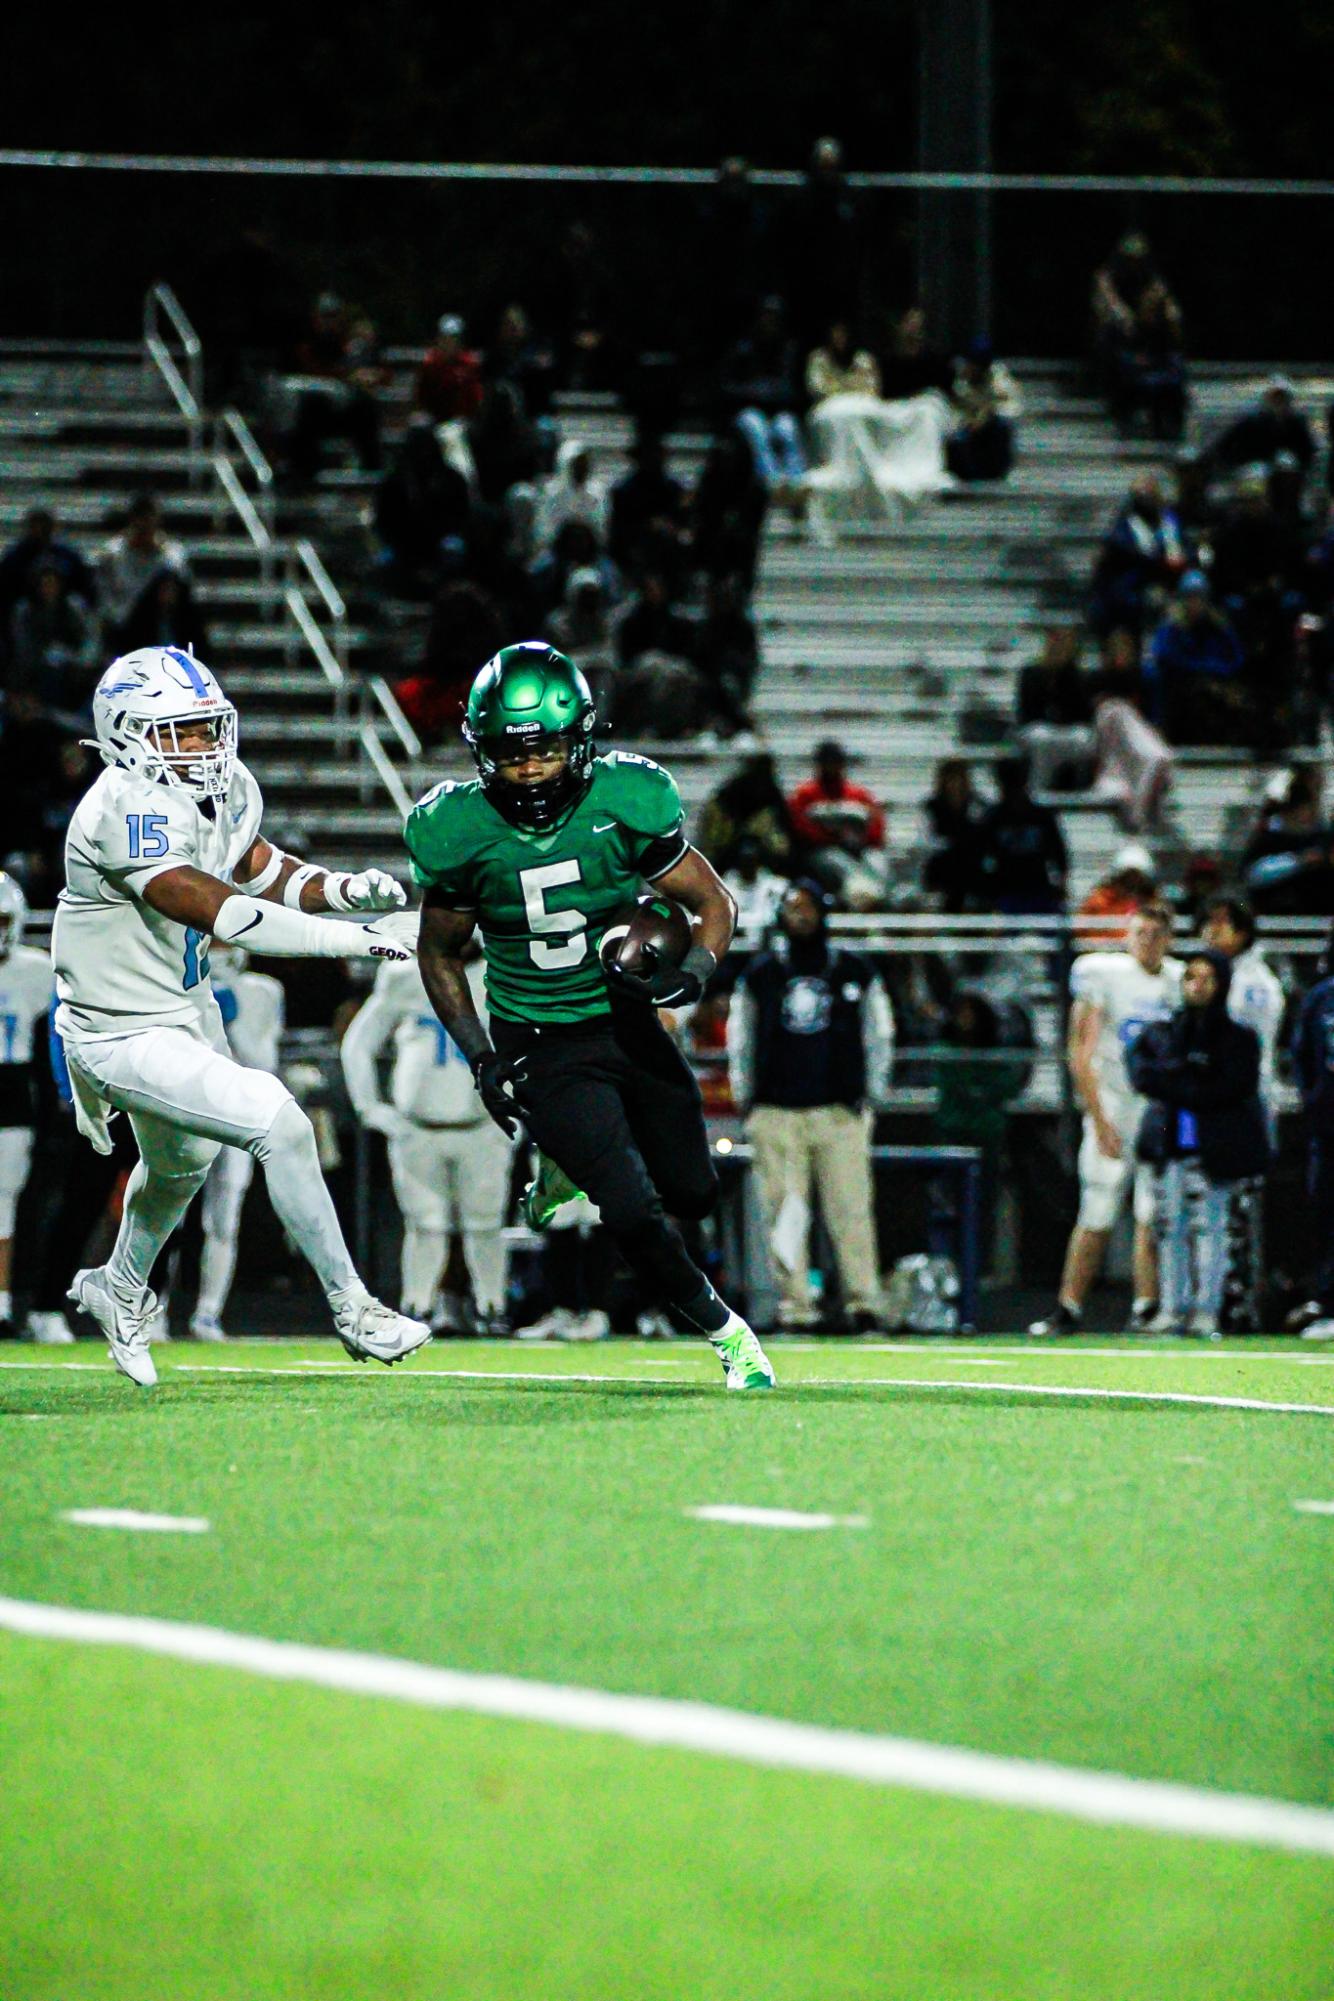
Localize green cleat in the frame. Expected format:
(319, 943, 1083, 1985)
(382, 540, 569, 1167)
(708, 1315, 777, 1390)
(523, 1151, 587, 1231)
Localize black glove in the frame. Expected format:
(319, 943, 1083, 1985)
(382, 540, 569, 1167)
(470, 1050, 530, 1137)
(605, 943, 716, 1010)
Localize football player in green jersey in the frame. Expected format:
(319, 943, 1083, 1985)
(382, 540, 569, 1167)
(405, 642, 775, 1388)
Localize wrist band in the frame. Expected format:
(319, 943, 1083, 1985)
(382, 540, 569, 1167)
(321, 873, 355, 912)
(282, 863, 324, 910)
(242, 846, 285, 897)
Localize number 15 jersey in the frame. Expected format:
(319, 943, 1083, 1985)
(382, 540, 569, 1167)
(53, 760, 264, 1034)
(404, 751, 687, 1024)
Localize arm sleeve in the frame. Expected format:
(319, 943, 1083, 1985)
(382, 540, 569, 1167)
(211, 894, 412, 963)
(726, 980, 756, 1112)
(863, 976, 896, 1108)
(338, 975, 401, 1120)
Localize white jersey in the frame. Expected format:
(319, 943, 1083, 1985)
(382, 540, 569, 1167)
(1070, 950, 1182, 1122)
(53, 759, 264, 1036)
(1226, 947, 1284, 1110)
(216, 967, 285, 1074)
(0, 945, 55, 1068)
(341, 957, 487, 1127)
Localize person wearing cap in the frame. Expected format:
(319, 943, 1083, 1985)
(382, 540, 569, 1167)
(1075, 842, 1158, 946)
(728, 879, 893, 1331)
(1287, 923, 1334, 1340)
(1146, 569, 1247, 743)
(946, 337, 1021, 481)
(1127, 949, 1270, 1338)
(415, 314, 484, 424)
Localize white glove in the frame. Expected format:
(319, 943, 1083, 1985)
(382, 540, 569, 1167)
(364, 1102, 411, 1138)
(362, 910, 419, 957)
(329, 869, 406, 914)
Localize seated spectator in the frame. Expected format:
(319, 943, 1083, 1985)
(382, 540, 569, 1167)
(285, 292, 386, 482)
(414, 314, 484, 423)
(608, 434, 688, 584)
(693, 572, 759, 732)
(1207, 375, 1315, 490)
(1242, 767, 1334, 917)
(467, 379, 539, 507)
(529, 519, 619, 619)
(486, 302, 557, 418)
(718, 296, 807, 497)
(1089, 685, 1174, 832)
(1171, 446, 1218, 547)
(392, 578, 505, 746)
(534, 439, 609, 552)
(612, 571, 706, 738)
(1105, 279, 1187, 440)
(879, 306, 952, 402)
(1075, 842, 1158, 946)
(787, 739, 886, 898)
(722, 834, 788, 936)
(1146, 570, 1248, 745)
(805, 321, 881, 404)
(977, 755, 1067, 915)
(1016, 625, 1094, 790)
(697, 750, 795, 872)
(1090, 233, 1177, 384)
(0, 507, 95, 621)
(373, 413, 473, 596)
(1210, 473, 1307, 730)
(691, 429, 768, 595)
(547, 565, 616, 709)
(946, 338, 1021, 481)
(1089, 475, 1190, 637)
(6, 562, 97, 703)
(918, 757, 987, 911)
(96, 495, 191, 653)
(114, 570, 210, 660)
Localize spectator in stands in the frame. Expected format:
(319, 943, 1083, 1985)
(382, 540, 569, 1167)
(392, 578, 505, 745)
(722, 834, 788, 936)
(785, 136, 862, 345)
(373, 414, 472, 597)
(529, 520, 619, 618)
(1170, 447, 1218, 548)
(1015, 625, 1094, 791)
(788, 740, 886, 894)
(0, 508, 95, 622)
(1089, 683, 1174, 832)
(486, 302, 557, 418)
(946, 338, 1021, 481)
(1129, 949, 1270, 1339)
(548, 566, 615, 679)
(977, 755, 1067, 916)
(1105, 279, 1188, 440)
(608, 434, 689, 584)
(918, 757, 987, 912)
(612, 571, 706, 738)
(113, 570, 210, 660)
(415, 314, 484, 423)
(696, 157, 773, 353)
(1207, 375, 1315, 490)
(1088, 625, 1150, 712)
(1242, 767, 1334, 917)
(879, 306, 953, 403)
(1146, 570, 1248, 745)
(1089, 475, 1190, 638)
(805, 321, 881, 404)
(1210, 471, 1306, 744)
(1075, 841, 1157, 945)
(693, 572, 759, 733)
(468, 378, 539, 507)
(1090, 234, 1179, 388)
(534, 439, 609, 552)
(697, 750, 794, 873)
(286, 292, 386, 482)
(6, 562, 97, 704)
(96, 496, 191, 653)
(718, 296, 807, 498)
(1287, 925, 1334, 1339)
(691, 429, 769, 595)
(727, 877, 892, 1330)
(548, 221, 617, 394)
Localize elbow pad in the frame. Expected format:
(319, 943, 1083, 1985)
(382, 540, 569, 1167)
(212, 895, 413, 964)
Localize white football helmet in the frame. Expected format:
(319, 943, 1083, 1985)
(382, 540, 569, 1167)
(0, 871, 28, 961)
(89, 646, 238, 802)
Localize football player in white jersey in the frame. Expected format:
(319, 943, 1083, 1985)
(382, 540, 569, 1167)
(0, 874, 57, 1334)
(1030, 903, 1181, 1336)
(341, 948, 514, 1332)
(51, 644, 432, 1386)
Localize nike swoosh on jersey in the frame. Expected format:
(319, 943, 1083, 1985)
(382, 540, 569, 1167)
(592, 822, 616, 833)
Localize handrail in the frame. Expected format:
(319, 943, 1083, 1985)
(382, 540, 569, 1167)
(358, 721, 414, 818)
(284, 587, 345, 690)
(143, 282, 203, 473)
(217, 408, 275, 532)
(366, 673, 421, 759)
(211, 453, 272, 553)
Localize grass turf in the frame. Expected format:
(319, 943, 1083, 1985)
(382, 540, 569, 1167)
(1, 1338, 1331, 1998)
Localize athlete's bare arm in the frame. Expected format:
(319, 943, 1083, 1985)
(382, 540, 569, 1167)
(1067, 998, 1121, 1159)
(417, 891, 490, 1064)
(650, 844, 737, 966)
(233, 836, 398, 914)
(142, 866, 235, 930)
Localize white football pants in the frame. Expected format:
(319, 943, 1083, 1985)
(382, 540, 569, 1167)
(0, 1125, 35, 1238)
(388, 1121, 512, 1317)
(194, 1145, 256, 1323)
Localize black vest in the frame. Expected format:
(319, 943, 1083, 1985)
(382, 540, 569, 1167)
(744, 941, 872, 1109)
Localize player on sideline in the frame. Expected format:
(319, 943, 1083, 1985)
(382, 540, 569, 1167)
(405, 643, 775, 1388)
(51, 645, 431, 1386)
(1030, 901, 1181, 1336)
(0, 874, 56, 1335)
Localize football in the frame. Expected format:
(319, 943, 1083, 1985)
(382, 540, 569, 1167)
(598, 892, 694, 979)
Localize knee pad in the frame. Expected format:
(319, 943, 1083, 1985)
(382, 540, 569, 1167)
(256, 1097, 318, 1167)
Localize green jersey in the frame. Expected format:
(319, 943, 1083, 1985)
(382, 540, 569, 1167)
(404, 750, 688, 1023)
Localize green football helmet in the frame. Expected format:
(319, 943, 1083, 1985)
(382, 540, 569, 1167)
(463, 642, 597, 830)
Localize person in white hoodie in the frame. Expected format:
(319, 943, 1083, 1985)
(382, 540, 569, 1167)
(341, 947, 514, 1332)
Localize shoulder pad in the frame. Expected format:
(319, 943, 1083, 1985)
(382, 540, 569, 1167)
(595, 752, 683, 837)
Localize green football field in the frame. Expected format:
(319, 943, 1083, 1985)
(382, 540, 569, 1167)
(2, 1336, 1331, 2000)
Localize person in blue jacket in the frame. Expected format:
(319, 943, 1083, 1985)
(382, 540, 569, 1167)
(1288, 925, 1334, 1339)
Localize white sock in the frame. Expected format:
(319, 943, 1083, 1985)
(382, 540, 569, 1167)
(253, 1101, 358, 1300)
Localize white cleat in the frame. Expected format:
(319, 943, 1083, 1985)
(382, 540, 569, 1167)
(189, 1312, 228, 1343)
(67, 1267, 159, 1387)
(515, 1307, 575, 1343)
(26, 1310, 76, 1346)
(144, 1303, 171, 1344)
(333, 1291, 431, 1367)
(560, 1308, 610, 1343)
(709, 1313, 777, 1391)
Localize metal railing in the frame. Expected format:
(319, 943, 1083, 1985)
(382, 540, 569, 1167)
(142, 282, 203, 470)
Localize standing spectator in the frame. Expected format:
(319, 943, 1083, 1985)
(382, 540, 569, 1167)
(727, 880, 893, 1330)
(696, 751, 794, 873)
(95, 496, 191, 652)
(691, 430, 768, 595)
(929, 990, 1030, 1278)
(879, 306, 953, 402)
(946, 338, 1021, 482)
(693, 573, 760, 733)
(6, 563, 97, 704)
(1030, 905, 1180, 1336)
(608, 435, 689, 585)
(1287, 926, 1334, 1339)
(785, 136, 861, 346)
(1207, 376, 1315, 490)
(977, 756, 1067, 916)
(534, 439, 609, 553)
(805, 321, 881, 405)
(1015, 625, 1094, 792)
(1090, 476, 1190, 638)
(718, 297, 807, 498)
(1128, 950, 1270, 1339)
(415, 314, 484, 423)
(486, 302, 558, 418)
(113, 571, 210, 660)
(0, 507, 95, 621)
(787, 740, 886, 893)
(1106, 280, 1188, 439)
(547, 221, 617, 394)
(1075, 842, 1158, 946)
(918, 757, 987, 911)
(696, 156, 772, 353)
(1146, 571, 1248, 745)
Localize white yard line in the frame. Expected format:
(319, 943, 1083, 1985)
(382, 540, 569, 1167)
(1, 1594, 1331, 1857)
(1292, 1500, 1334, 1517)
(687, 1505, 869, 1531)
(809, 1377, 1334, 1415)
(60, 1509, 210, 1533)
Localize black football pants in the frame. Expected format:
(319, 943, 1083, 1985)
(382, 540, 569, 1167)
(491, 997, 726, 1330)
